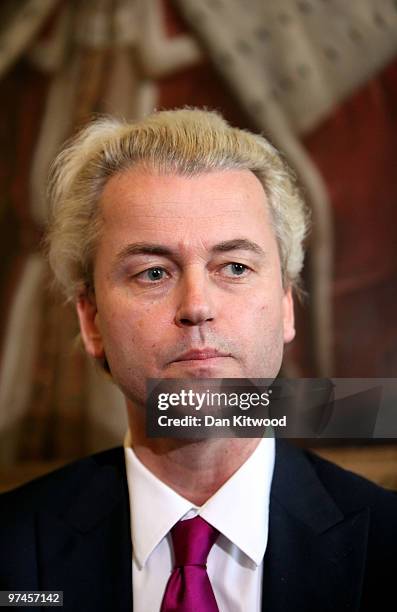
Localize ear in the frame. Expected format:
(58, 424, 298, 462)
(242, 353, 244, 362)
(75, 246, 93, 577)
(282, 286, 295, 344)
(75, 291, 105, 359)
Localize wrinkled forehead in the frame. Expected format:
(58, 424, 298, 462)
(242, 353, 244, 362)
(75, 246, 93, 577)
(97, 165, 274, 243)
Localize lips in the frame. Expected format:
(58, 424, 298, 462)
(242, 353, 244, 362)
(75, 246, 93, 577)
(173, 349, 229, 362)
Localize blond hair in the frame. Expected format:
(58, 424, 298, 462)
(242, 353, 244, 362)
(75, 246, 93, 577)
(46, 108, 309, 299)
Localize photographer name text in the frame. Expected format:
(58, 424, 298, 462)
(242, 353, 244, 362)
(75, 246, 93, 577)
(157, 415, 286, 428)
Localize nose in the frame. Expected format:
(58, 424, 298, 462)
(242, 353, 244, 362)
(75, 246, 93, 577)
(174, 267, 214, 327)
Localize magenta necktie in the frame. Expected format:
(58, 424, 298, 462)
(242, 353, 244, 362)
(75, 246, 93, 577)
(160, 516, 220, 612)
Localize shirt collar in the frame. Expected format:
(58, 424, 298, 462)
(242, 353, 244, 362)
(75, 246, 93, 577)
(199, 437, 275, 565)
(124, 434, 275, 569)
(124, 433, 196, 569)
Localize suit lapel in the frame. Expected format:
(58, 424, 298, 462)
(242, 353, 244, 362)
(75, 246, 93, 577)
(262, 441, 369, 612)
(36, 450, 132, 612)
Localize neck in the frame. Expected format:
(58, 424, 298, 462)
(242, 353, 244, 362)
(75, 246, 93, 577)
(127, 403, 261, 506)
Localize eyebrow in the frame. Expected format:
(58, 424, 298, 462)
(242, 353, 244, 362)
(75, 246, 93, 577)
(212, 239, 265, 257)
(113, 238, 266, 266)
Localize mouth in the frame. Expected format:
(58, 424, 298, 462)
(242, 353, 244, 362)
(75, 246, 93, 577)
(172, 349, 230, 363)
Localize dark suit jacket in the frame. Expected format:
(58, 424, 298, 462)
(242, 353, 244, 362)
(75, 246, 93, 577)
(1, 441, 396, 611)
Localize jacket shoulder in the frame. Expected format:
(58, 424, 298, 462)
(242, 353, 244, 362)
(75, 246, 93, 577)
(274, 440, 397, 536)
(305, 448, 397, 511)
(304, 447, 397, 550)
(0, 447, 125, 522)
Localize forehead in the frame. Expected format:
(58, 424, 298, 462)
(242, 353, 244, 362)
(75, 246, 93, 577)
(98, 166, 274, 248)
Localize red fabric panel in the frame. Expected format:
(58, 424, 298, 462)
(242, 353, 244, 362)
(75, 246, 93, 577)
(301, 60, 397, 375)
(0, 60, 49, 355)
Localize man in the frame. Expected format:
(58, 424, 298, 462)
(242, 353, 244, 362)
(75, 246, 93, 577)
(1, 109, 396, 611)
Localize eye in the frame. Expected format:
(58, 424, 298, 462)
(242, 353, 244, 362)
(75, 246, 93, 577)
(222, 262, 250, 277)
(137, 267, 168, 282)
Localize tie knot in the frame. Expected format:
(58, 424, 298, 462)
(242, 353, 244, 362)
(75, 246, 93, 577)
(171, 516, 219, 568)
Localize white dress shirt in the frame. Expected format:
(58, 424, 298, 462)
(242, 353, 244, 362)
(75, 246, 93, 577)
(124, 435, 275, 612)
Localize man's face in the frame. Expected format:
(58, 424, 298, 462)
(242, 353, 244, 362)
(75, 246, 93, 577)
(77, 166, 295, 406)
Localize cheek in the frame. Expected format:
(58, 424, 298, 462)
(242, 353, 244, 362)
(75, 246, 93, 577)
(226, 297, 279, 338)
(100, 298, 171, 353)
(243, 296, 286, 349)
(134, 302, 172, 336)
(133, 317, 165, 352)
(252, 291, 284, 322)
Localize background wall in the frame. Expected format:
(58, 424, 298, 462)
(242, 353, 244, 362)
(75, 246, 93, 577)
(0, 0, 396, 490)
